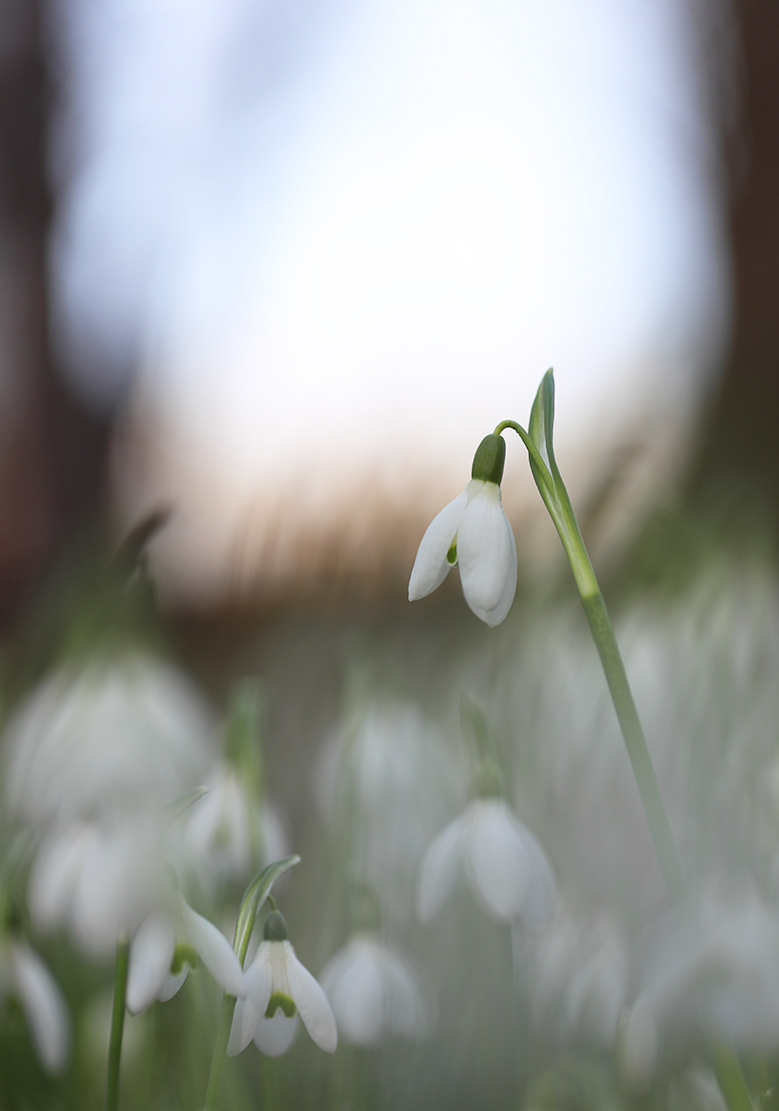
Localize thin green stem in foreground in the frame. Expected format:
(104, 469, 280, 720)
(500, 371, 754, 1108)
(204, 994, 239, 1111)
(105, 936, 130, 1111)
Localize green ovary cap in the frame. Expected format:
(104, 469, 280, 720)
(471, 434, 506, 485)
(264, 910, 288, 942)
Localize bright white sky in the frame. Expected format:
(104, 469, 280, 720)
(47, 0, 731, 601)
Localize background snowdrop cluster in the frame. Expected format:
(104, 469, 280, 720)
(3, 520, 779, 1111)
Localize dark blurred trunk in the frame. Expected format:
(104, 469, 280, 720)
(694, 0, 779, 505)
(0, 0, 110, 627)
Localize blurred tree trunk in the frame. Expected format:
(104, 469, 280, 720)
(694, 0, 779, 504)
(0, 0, 109, 626)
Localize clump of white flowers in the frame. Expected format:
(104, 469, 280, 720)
(2, 654, 215, 954)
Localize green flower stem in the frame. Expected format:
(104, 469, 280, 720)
(499, 374, 753, 1109)
(105, 936, 130, 1111)
(545, 503, 753, 1107)
(580, 586, 687, 901)
(562, 521, 753, 1109)
(204, 994, 239, 1111)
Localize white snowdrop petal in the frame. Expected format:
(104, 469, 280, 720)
(157, 965, 190, 1003)
(11, 943, 70, 1073)
(227, 946, 273, 1056)
(72, 827, 134, 954)
(458, 484, 517, 620)
(284, 942, 337, 1053)
(516, 828, 557, 934)
(408, 489, 467, 600)
(465, 800, 530, 921)
(126, 912, 177, 1015)
(259, 804, 289, 867)
(380, 949, 431, 1039)
(180, 900, 246, 999)
(623, 996, 659, 1092)
(321, 939, 385, 1046)
(28, 829, 84, 931)
(253, 1013, 299, 1056)
(416, 815, 466, 922)
(465, 510, 517, 627)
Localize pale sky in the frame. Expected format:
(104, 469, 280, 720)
(47, 0, 732, 602)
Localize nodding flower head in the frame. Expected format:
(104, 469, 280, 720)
(228, 910, 337, 1058)
(408, 435, 517, 626)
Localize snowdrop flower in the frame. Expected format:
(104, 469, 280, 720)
(126, 892, 246, 1014)
(172, 764, 288, 895)
(2, 655, 217, 956)
(408, 434, 516, 626)
(315, 699, 466, 914)
(27, 814, 172, 956)
(320, 933, 432, 1046)
(3, 654, 214, 828)
(624, 886, 779, 1068)
(526, 906, 629, 1047)
(0, 937, 70, 1073)
(417, 797, 556, 929)
(228, 910, 337, 1058)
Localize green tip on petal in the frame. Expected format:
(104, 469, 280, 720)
(263, 910, 288, 942)
(171, 942, 200, 974)
(266, 991, 296, 1019)
(471, 434, 506, 486)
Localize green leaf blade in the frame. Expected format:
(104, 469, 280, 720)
(233, 854, 301, 966)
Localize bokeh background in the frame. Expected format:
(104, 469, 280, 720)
(2, 1, 779, 1109)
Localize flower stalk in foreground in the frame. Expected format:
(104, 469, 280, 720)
(105, 936, 129, 1111)
(495, 369, 752, 1111)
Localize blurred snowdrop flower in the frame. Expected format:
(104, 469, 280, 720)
(173, 764, 288, 895)
(28, 816, 168, 955)
(526, 906, 629, 1047)
(2, 655, 216, 954)
(417, 797, 555, 928)
(623, 886, 779, 1084)
(228, 910, 337, 1058)
(3, 655, 214, 826)
(320, 933, 433, 1046)
(0, 937, 70, 1073)
(316, 699, 466, 911)
(126, 892, 245, 1014)
(409, 436, 516, 627)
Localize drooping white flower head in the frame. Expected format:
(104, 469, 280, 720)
(126, 892, 246, 1014)
(2, 654, 218, 956)
(3, 654, 214, 828)
(417, 797, 556, 929)
(315, 700, 466, 915)
(27, 816, 170, 955)
(319, 933, 433, 1046)
(525, 905, 629, 1048)
(408, 434, 517, 627)
(622, 885, 779, 1081)
(0, 938, 70, 1073)
(171, 764, 288, 895)
(228, 911, 337, 1058)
